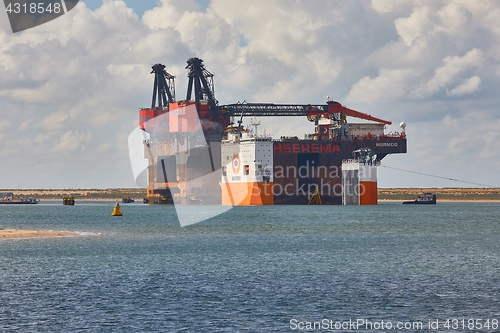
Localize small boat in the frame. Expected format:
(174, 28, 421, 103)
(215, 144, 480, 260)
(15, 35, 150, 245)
(158, 196, 173, 204)
(0, 192, 38, 204)
(63, 197, 75, 205)
(403, 193, 436, 204)
(122, 197, 134, 203)
(188, 196, 202, 205)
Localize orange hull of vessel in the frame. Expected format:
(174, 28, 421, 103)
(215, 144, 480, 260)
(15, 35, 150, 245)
(221, 182, 274, 206)
(359, 181, 378, 205)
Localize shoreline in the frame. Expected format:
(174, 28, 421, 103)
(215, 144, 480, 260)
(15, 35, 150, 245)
(378, 199, 500, 203)
(0, 188, 147, 202)
(4, 198, 500, 204)
(0, 229, 79, 239)
(2, 188, 500, 202)
(28, 198, 500, 203)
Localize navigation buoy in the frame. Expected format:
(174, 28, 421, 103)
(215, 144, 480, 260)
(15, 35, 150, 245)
(111, 203, 123, 216)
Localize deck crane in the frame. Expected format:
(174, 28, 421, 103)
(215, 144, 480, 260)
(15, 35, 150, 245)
(139, 64, 176, 132)
(149, 58, 392, 142)
(185, 57, 230, 142)
(143, 58, 393, 140)
(150, 63, 176, 109)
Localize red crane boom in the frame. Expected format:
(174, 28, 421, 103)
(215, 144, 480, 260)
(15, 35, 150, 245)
(326, 102, 392, 125)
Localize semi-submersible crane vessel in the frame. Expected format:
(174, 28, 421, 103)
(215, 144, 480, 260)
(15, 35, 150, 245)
(139, 58, 407, 205)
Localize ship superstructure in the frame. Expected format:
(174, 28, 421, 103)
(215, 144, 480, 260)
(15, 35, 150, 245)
(220, 124, 274, 205)
(139, 58, 407, 205)
(342, 148, 379, 205)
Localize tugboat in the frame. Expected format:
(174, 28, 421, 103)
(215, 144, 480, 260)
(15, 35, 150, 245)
(188, 196, 202, 205)
(122, 197, 135, 203)
(403, 193, 436, 204)
(63, 197, 75, 205)
(0, 192, 38, 204)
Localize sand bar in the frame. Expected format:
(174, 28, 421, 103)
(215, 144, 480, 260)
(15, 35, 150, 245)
(0, 229, 78, 239)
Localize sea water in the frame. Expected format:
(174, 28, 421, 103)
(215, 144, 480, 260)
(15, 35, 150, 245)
(1, 202, 500, 332)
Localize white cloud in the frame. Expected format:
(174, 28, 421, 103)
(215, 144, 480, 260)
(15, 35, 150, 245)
(394, 2, 474, 46)
(411, 48, 483, 98)
(395, 5, 437, 46)
(447, 76, 481, 96)
(0, 120, 10, 140)
(371, 0, 411, 14)
(96, 143, 111, 154)
(142, 0, 200, 30)
(52, 130, 92, 154)
(0, 0, 499, 188)
(37, 111, 70, 131)
(345, 69, 416, 104)
(0, 119, 10, 131)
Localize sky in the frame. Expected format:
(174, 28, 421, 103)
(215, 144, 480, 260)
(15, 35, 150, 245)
(0, 0, 499, 189)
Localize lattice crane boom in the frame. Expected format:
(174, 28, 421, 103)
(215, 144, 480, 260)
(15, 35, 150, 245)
(219, 102, 392, 125)
(150, 63, 175, 109)
(185, 57, 222, 125)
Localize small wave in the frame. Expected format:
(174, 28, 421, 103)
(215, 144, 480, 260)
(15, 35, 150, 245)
(74, 231, 103, 237)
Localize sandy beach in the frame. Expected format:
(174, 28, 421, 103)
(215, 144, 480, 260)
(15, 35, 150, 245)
(0, 229, 78, 239)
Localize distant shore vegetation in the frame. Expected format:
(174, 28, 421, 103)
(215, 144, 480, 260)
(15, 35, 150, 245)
(1, 188, 499, 201)
(378, 188, 500, 201)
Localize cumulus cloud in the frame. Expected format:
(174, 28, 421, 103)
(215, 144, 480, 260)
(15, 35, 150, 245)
(447, 76, 481, 96)
(411, 48, 483, 98)
(0, 0, 499, 188)
(53, 130, 92, 154)
(345, 69, 416, 104)
(393, 3, 474, 46)
(346, 0, 495, 109)
(371, 0, 411, 14)
(394, 5, 437, 46)
(0, 120, 10, 140)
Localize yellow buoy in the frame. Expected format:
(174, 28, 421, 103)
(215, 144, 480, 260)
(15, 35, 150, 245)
(111, 203, 123, 216)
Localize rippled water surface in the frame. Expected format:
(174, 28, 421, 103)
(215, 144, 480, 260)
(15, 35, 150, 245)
(1, 202, 500, 332)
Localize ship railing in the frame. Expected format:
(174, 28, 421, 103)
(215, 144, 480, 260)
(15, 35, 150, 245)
(352, 132, 406, 141)
(279, 136, 300, 141)
(382, 131, 406, 139)
(342, 158, 381, 166)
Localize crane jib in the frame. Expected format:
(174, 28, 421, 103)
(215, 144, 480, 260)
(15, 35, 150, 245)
(219, 103, 392, 125)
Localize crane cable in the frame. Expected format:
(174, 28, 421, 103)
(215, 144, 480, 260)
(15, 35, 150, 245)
(380, 165, 497, 188)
